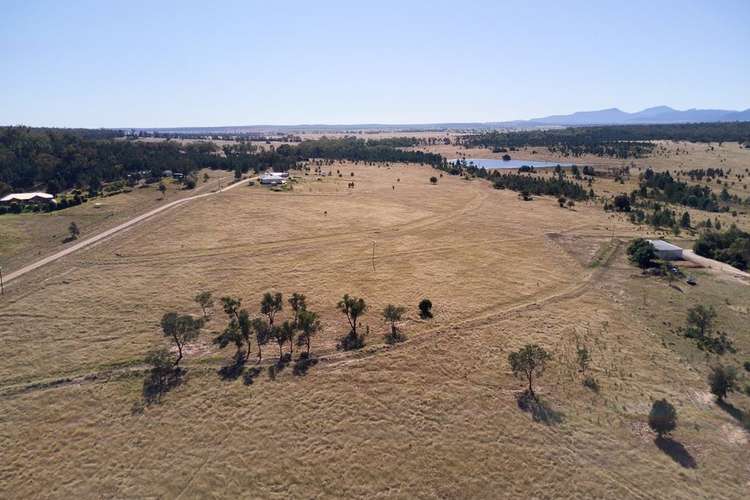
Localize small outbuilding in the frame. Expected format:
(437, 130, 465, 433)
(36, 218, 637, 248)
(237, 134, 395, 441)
(647, 239, 683, 260)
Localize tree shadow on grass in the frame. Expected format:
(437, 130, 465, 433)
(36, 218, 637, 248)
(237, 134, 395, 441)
(717, 400, 750, 431)
(133, 367, 185, 413)
(293, 353, 319, 376)
(242, 367, 262, 386)
(655, 436, 697, 469)
(516, 390, 564, 426)
(218, 351, 247, 381)
(268, 353, 291, 381)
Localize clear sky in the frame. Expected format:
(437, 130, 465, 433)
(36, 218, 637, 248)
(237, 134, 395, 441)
(1, 0, 748, 127)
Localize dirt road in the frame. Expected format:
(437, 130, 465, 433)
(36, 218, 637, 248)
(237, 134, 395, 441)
(2, 177, 249, 287)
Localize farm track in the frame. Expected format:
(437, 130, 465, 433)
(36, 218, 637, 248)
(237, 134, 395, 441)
(0, 234, 620, 399)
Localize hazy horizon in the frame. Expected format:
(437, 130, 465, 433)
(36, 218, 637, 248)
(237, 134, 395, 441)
(2, 0, 749, 128)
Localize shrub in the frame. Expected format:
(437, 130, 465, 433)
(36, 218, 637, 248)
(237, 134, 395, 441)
(430, 176, 438, 184)
(418, 298, 433, 319)
(582, 375, 599, 392)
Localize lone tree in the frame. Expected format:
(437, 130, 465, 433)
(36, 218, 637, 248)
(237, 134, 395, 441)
(194, 291, 214, 320)
(382, 304, 407, 344)
(261, 292, 283, 326)
(627, 238, 656, 269)
(288, 292, 307, 325)
(685, 305, 716, 339)
(648, 399, 677, 438)
(297, 309, 321, 356)
(508, 344, 551, 397)
(68, 222, 80, 240)
(430, 176, 438, 184)
(160, 312, 203, 367)
(708, 365, 738, 401)
(158, 182, 167, 199)
(418, 298, 433, 319)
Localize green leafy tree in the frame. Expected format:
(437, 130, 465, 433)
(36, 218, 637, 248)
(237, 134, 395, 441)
(627, 238, 656, 269)
(708, 365, 738, 401)
(685, 305, 716, 339)
(508, 344, 551, 397)
(261, 292, 283, 326)
(338, 294, 367, 337)
(213, 319, 244, 359)
(288, 292, 307, 325)
(194, 291, 214, 320)
(382, 304, 406, 344)
(158, 182, 166, 198)
(251, 317, 271, 363)
(160, 312, 203, 366)
(648, 399, 677, 437)
(297, 309, 321, 356)
(680, 211, 691, 229)
(220, 296, 242, 322)
(280, 320, 296, 357)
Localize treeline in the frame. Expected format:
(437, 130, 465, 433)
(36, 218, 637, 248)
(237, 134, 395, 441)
(0, 128, 443, 195)
(461, 122, 750, 158)
(281, 137, 443, 166)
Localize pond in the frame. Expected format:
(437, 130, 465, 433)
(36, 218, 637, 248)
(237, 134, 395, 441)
(450, 158, 575, 169)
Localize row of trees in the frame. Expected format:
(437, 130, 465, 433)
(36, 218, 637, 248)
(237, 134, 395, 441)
(154, 291, 437, 370)
(693, 225, 750, 271)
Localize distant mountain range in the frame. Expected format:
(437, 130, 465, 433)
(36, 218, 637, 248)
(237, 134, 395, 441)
(528, 106, 750, 126)
(133, 106, 750, 134)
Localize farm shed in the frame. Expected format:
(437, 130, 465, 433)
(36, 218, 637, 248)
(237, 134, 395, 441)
(647, 239, 683, 260)
(0, 192, 55, 205)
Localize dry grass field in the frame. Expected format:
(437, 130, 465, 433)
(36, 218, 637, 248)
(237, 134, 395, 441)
(1, 158, 749, 498)
(0, 169, 233, 273)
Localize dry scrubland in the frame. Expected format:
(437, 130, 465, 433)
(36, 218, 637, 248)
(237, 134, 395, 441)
(1, 159, 750, 498)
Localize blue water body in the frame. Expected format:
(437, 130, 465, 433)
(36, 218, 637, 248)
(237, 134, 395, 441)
(450, 158, 575, 169)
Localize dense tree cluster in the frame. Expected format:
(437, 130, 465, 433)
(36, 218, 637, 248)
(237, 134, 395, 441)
(491, 172, 590, 200)
(638, 168, 720, 211)
(693, 225, 750, 270)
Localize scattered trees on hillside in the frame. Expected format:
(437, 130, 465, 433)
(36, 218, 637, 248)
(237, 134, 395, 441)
(508, 344, 551, 397)
(708, 365, 738, 401)
(648, 399, 677, 437)
(681, 305, 735, 354)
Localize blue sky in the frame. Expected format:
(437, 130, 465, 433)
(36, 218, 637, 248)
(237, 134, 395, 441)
(1, 0, 748, 127)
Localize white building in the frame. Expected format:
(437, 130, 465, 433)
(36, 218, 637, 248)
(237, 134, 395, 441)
(647, 239, 683, 260)
(0, 192, 55, 205)
(259, 171, 289, 185)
